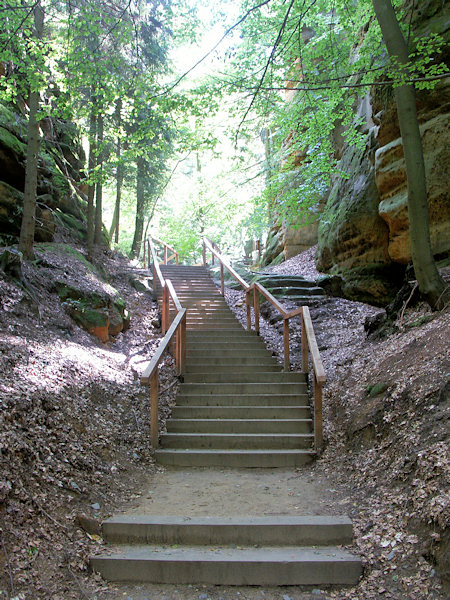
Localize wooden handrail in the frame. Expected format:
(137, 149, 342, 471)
(142, 237, 186, 448)
(203, 238, 250, 290)
(140, 309, 187, 447)
(150, 235, 179, 265)
(203, 236, 327, 452)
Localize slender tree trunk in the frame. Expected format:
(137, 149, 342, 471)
(109, 99, 123, 244)
(87, 103, 96, 260)
(372, 0, 449, 309)
(94, 112, 104, 246)
(18, 2, 44, 260)
(130, 156, 146, 259)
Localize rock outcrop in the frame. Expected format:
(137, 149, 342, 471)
(0, 102, 87, 245)
(313, 6, 450, 304)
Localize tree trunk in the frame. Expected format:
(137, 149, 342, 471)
(87, 103, 96, 260)
(130, 156, 146, 259)
(372, 0, 449, 310)
(94, 112, 104, 246)
(109, 99, 123, 244)
(18, 2, 44, 260)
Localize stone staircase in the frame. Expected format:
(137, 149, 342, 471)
(91, 515, 362, 585)
(90, 264, 362, 587)
(156, 264, 314, 468)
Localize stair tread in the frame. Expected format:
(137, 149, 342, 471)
(104, 515, 352, 526)
(93, 544, 360, 562)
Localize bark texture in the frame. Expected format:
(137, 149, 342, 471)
(18, 3, 45, 260)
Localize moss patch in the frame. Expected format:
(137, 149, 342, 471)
(0, 126, 27, 157)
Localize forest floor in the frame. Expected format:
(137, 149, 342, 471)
(0, 243, 448, 600)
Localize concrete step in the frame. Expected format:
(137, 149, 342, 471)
(185, 356, 278, 367)
(175, 394, 308, 406)
(154, 448, 315, 468)
(186, 346, 271, 360)
(171, 406, 311, 419)
(185, 364, 281, 374)
(166, 418, 312, 434)
(183, 372, 306, 384)
(91, 544, 362, 585)
(101, 515, 354, 546)
(187, 328, 257, 335)
(160, 432, 314, 449)
(186, 338, 266, 347)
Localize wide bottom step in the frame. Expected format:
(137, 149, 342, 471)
(91, 545, 362, 585)
(155, 449, 315, 467)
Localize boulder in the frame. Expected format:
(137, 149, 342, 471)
(55, 281, 129, 342)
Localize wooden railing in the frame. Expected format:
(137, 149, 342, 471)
(143, 235, 179, 267)
(202, 237, 326, 451)
(140, 240, 186, 448)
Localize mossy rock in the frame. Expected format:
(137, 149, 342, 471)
(63, 300, 110, 342)
(366, 382, 391, 398)
(0, 126, 27, 158)
(55, 209, 87, 241)
(54, 276, 128, 342)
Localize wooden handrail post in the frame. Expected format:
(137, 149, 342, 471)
(162, 284, 169, 333)
(164, 244, 168, 264)
(180, 311, 186, 374)
(314, 375, 323, 452)
(253, 287, 260, 335)
(202, 241, 206, 266)
(150, 370, 159, 448)
(246, 290, 251, 330)
(301, 309, 308, 373)
(176, 252, 179, 265)
(220, 263, 224, 296)
(283, 318, 290, 371)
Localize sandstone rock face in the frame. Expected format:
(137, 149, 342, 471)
(376, 112, 450, 264)
(282, 218, 320, 259)
(317, 135, 392, 271)
(0, 102, 86, 243)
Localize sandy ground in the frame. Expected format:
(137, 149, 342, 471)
(120, 466, 348, 517)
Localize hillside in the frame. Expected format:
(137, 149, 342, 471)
(0, 241, 179, 599)
(0, 238, 448, 599)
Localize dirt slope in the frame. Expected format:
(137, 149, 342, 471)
(0, 244, 179, 599)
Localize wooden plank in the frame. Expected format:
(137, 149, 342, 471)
(283, 319, 290, 371)
(253, 286, 260, 334)
(150, 370, 159, 448)
(151, 235, 177, 256)
(150, 241, 165, 289)
(245, 290, 251, 330)
(302, 306, 326, 383)
(220, 263, 224, 296)
(203, 238, 249, 290)
(314, 376, 323, 452)
(301, 309, 308, 373)
(285, 307, 303, 319)
(141, 310, 187, 384)
(166, 279, 182, 312)
(254, 283, 288, 318)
